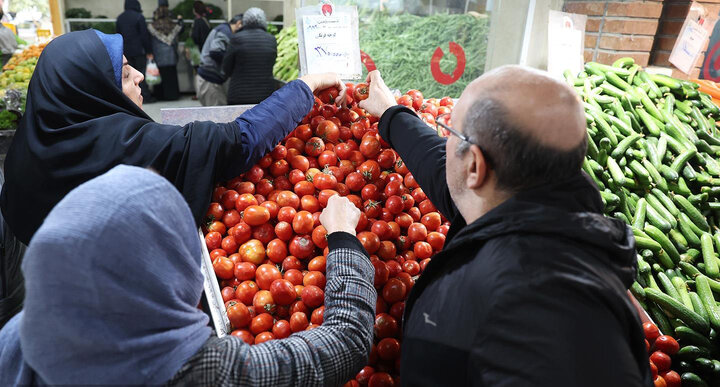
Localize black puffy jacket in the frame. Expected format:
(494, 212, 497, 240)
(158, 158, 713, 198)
(116, 0, 151, 58)
(376, 106, 653, 387)
(223, 27, 277, 105)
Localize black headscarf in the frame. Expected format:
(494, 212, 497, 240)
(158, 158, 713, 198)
(124, 0, 142, 12)
(0, 29, 262, 245)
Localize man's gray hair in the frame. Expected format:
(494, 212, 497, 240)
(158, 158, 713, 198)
(243, 7, 267, 29)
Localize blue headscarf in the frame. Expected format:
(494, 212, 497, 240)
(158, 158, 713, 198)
(0, 165, 211, 385)
(93, 29, 123, 87)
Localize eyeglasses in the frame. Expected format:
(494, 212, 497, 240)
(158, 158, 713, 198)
(435, 113, 493, 168)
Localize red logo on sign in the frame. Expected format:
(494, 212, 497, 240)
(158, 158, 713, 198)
(430, 42, 466, 85)
(321, 4, 333, 16)
(360, 50, 377, 72)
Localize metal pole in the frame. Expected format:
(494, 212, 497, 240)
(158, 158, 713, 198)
(464, 0, 470, 14)
(228, 0, 232, 19)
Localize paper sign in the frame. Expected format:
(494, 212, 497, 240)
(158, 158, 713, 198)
(547, 10, 586, 78)
(671, 2, 715, 75)
(297, 4, 362, 80)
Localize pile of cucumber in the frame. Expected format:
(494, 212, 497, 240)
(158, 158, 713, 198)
(566, 58, 720, 386)
(273, 26, 299, 82)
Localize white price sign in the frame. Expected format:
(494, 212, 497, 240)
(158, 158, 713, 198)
(297, 4, 361, 80)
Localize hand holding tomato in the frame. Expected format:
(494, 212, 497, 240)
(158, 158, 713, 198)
(359, 70, 398, 118)
(319, 194, 361, 236)
(300, 72, 348, 106)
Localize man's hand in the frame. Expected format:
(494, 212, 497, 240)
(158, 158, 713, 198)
(359, 70, 397, 118)
(320, 195, 361, 236)
(299, 72, 347, 106)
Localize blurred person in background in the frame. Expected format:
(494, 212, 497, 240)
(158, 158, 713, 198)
(191, 1, 211, 50)
(116, 0, 154, 103)
(148, 0, 184, 101)
(223, 8, 277, 105)
(196, 14, 242, 106)
(0, 166, 375, 386)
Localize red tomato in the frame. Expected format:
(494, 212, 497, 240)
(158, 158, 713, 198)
(363, 200, 382, 219)
(397, 95, 412, 108)
(231, 329, 254, 345)
(650, 351, 671, 372)
(654, 335, 679, 355)
(290, 311, 309, 332)
(226, 300, 251, 329)
(408, 223, 428, 243)
(659, 371, 680, 387)
(413, 241, 433, 259)
(278, 206, 297, 223)
(377, 338, 401, 361)
(402, 260, 421, 276)
(360, 135, 381, 158)
(206, 203, 225, 222)
(318, 189, 339, 207)
(395, 213, 413, 229)
(421, 212, 442, 231)
(643, 322, 660, 341)
(293, 210, 314, 234)
(373, 260, 390, 288)
(316, 120, 340, 143)
(385, 195, 404, 215)
(359, 160, 381, 182)
(250, 313, 274, 335)
(272, 319, 292, 339)
(256, 264, 282, 290)
(371, 221, 392, 240)
(283, 256, 303, 271)
(426, 232, 446, 251)
(313, 172, 338, 190)
(239, 239, 266, 265)
(221, 190, 240, 210)
(274, 221, 293, 241)
(361, 184, 380, 201)
(221, 235, 239, 254)
(653, 376, 667, 387)
(207, 221, 227, 235)
(354, 83, 369, 101)
(284, 269, 304, 286)
(206, 231, 222, 250)
(234, 261, 257, 281)
(221, 286, 236, 303)
(377, 241, 397, 260)
(277, 191, 301, 209)
(290, 155, 310, 172)
(269, 159, 290, 177)
(303, 271, 326, 289)
(375, 313, 399, 339)
(407, 89, 424, 110)
(253, 289, 277, 315)
(368, 372, 395, 387)
(266, 239, 288, 264)
(311, 306, 324, 325)
(270, 279, 297, 306)
(382, 278, 407, 304)
(244, 205, 271, 226)
(650, 361, 658, 379)
(289, 235, 315, 259)
(213, 256, 234, 280)
(358, 231, 381, 254)
(301, 285, 324, 308)
(222, 209, 242, 228)
(356, 366, 375, 385)
(305, 137, 325, 157)
(210, 249, 228, 261)
(256, 179, 274, 197)
(312, 226, 329, 249)
(389, 301, 405, 321)
(235, 280, 259, 305)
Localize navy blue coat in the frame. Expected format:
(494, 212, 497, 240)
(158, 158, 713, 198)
(116, 0, 151, 57)
(375, 106, 653, 387)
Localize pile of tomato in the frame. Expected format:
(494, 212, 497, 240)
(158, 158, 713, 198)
(643, 322, 682, 387)
(203, 84, 454, 386)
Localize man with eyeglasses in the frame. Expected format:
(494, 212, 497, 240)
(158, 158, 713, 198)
(349, 68, 652, 386)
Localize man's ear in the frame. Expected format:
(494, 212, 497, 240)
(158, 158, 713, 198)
(465, 145, 489, 189)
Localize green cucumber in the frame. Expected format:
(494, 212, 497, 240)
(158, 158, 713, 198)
(690, 292, 711, 325)
(658, 271, 682, 301)
(672, 150, 698, 174)
(632, 198, 647, 230)
(679, 215, 703, 247)
(676, 326, 714, 349)
(628, 160, 651, 185)
(646, 287, 710, 334)
(675, 195, 711, 231)
(681, 372, 709, 387)
(611, 133, 642, 158)
(647, 193, 678, 229)
(635, 236, 662, 253)
(701, 233, 720, 279)
(672, 275, 695, 310)
(646, 203, 673, 233)
(670, 228, 689, 253)
(649, 301, 674, 335)
(607, 157, 626, 187)
(644, 159, 668, 191)
(659, 164, 680, 181)
(696, 275, 720, 330)
(645, 224, 681, 266)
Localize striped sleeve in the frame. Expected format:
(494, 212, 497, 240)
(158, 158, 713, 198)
(167, 232, 376, 387)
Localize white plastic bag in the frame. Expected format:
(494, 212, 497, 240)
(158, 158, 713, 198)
(145, 59, 161, 86)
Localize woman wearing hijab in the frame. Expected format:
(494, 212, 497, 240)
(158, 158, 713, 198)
(0, 165, 375, 386)
(223, 8, 278, 105)
(148, 0, 184, 100)
(0, 29, 344, 325)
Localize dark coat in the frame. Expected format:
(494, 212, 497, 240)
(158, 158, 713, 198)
(191, 16, 211, 49)
(223, 27, 277, 105)
(377, 106, 653, 387)
(116, 0, 151, 57)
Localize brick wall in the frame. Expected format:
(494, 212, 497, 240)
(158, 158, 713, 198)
(565, 0, 664, 67)
(564, 0, 720, 79)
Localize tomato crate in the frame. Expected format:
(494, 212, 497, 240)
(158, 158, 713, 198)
(198, 228, 232, 337)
